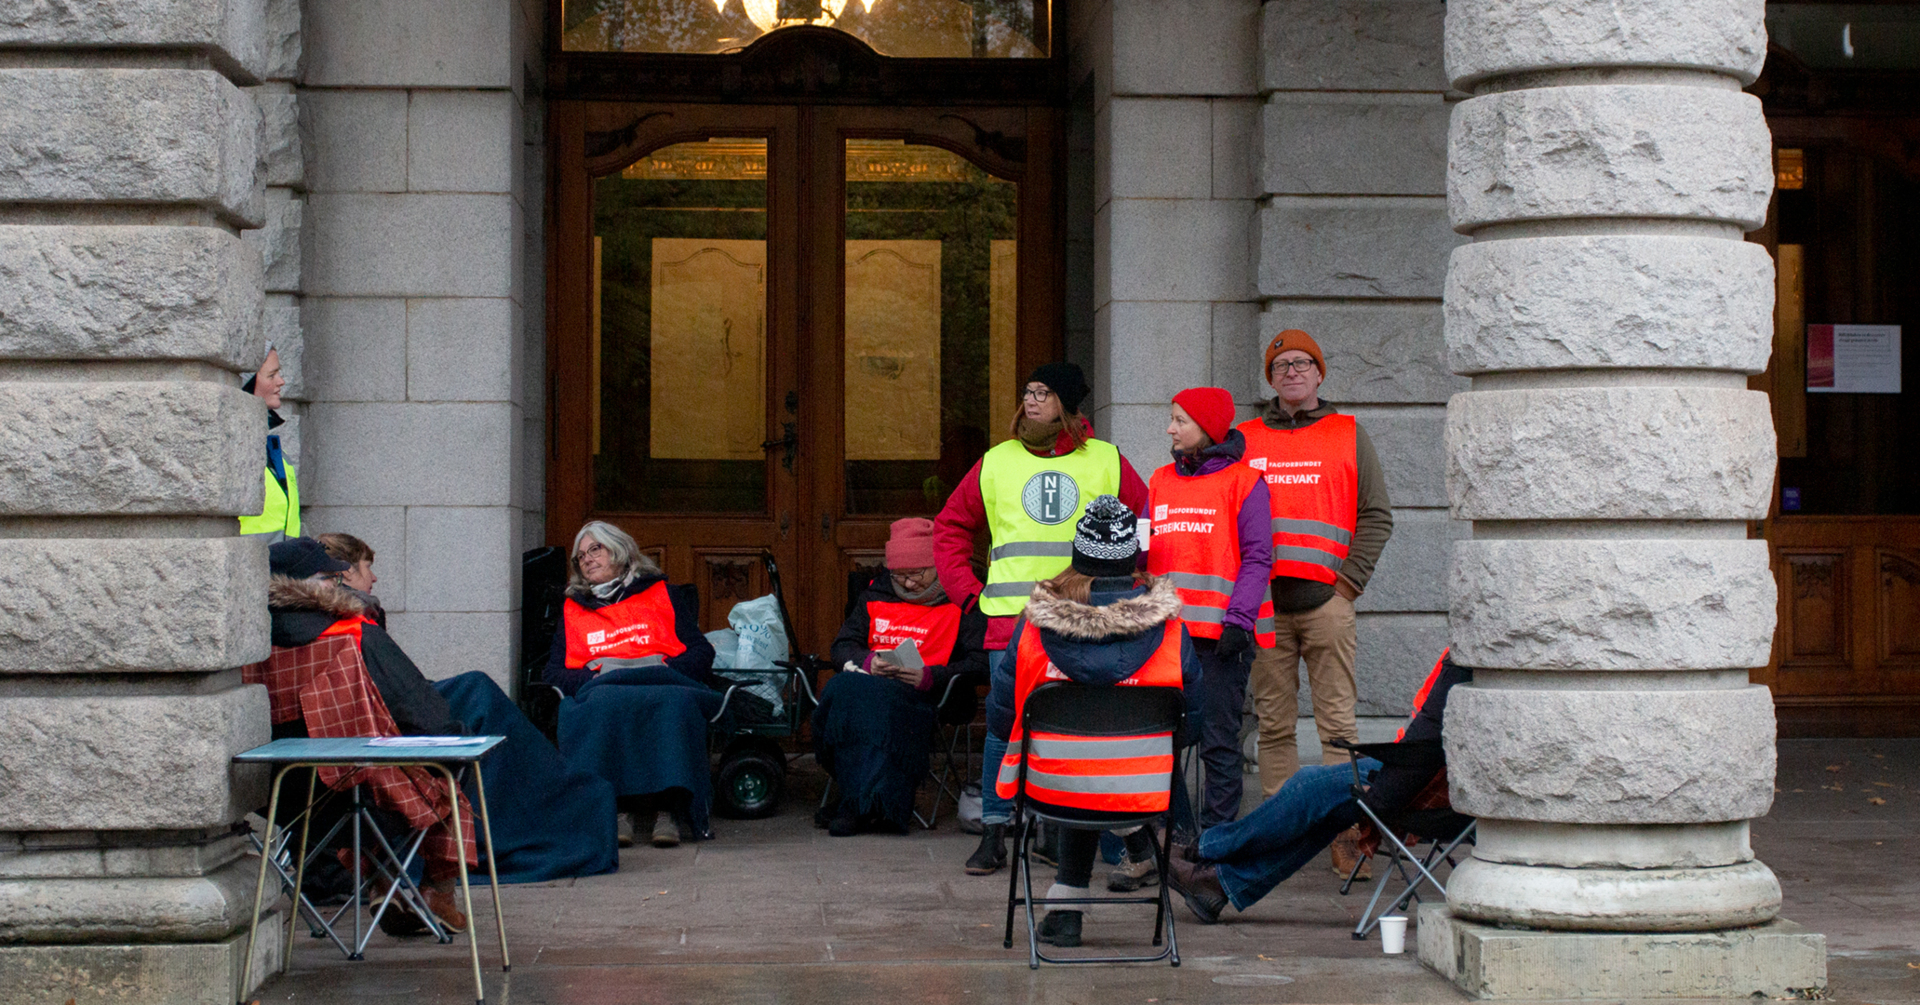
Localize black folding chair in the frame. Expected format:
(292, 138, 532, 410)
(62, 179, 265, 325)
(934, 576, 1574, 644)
(1331, 737, 1477, 941)
(1002, 682, 1184, 968)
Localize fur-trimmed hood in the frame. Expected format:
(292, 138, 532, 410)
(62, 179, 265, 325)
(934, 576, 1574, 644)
(1023, 575, 1180, 641)
(1017, 575, 1184, 688)
(268, 574, 367, 617)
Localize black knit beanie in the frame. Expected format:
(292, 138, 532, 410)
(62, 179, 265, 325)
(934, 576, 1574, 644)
(1072, 494, 1139, 578)
(1027, 362, 1090, 415)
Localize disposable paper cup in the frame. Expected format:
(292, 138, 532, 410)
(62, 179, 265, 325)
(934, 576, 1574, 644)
(1379, 915, 1408, 954)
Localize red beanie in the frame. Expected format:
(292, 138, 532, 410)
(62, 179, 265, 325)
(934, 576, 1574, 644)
(1172, 387, 1235, 446)
(885, 517, 937, 569)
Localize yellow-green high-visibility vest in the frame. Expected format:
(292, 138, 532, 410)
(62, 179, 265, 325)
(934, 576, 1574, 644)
(239, 463, 300, 541)
(976, 437, 1121, 616)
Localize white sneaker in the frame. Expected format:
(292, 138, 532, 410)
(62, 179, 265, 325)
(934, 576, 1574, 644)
(617, 813, 635, 848)
(651, 811, 681, 848)
(1107, 850, 1159, 891)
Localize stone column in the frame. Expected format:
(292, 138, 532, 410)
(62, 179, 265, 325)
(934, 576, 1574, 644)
(1418, 0, 1826, 997)
(0, 4, 281, 1002)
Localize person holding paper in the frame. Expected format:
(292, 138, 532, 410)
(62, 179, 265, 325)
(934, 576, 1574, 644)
(1145, 387, 1274, 829)
(815, 518, 988, 836)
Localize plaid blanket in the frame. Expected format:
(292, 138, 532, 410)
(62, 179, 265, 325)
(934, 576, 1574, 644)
(243, 634, 477, 874)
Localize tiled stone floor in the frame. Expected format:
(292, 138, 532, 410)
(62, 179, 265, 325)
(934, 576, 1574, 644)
(248, 738, 1919, 1005)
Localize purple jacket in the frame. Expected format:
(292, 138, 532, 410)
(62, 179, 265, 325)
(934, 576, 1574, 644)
(1149, 430, 1274, 633)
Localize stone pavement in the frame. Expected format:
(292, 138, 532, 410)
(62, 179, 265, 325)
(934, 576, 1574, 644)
(249, 739, 1919, 1005)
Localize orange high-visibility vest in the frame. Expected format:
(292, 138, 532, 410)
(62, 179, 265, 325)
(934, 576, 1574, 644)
(865, 600, 962, 666)
(318, 615, 372, 645)
(562, 582, 688, 670)
(1396, 647, 1451, 742)
(1235, 415, 1358, 585)
(1146, 463, 1276, 646)
(994, 619, 1183, 814)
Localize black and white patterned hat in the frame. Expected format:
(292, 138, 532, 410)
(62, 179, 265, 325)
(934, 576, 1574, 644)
(1072, 494, 1139, 578)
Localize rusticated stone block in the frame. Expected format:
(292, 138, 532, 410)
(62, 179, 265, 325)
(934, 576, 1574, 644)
(1445, 236, 1773, 374)
(1348, 405, 1448, 507)
(0, 383, 263, 516)
(1262, 0, 1447, 92)
(0, 537, 269, 673)
(1257, 199, 1463, 298)
(1449, 538, 1775, 670)
(252, 83, 302, 187)
(242, 187, 302, 293)
(1263, 99, 1450, 196)
(0, 856, 260, 942)
(0, 0, 269, 80)
(0, 910, 285, 1005)
(0, 226, 263, 367)
(1445, 0, 1768, 89)
(0, 69, 263, 226)
(0, 685, 269, 830)
(1443, 683, 1776, 823)
(1356, 507, 1466, 612)
(1448, 86, 1771, 233)
(1447, 387, 1775, 520)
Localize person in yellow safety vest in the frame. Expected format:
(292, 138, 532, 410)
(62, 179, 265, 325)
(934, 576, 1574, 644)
(1234, 329, 1394, 879)
(986, 494, 1203, 949)
(1144, 387, 1274, 830)
(933, 362, 1151, 877)
(238, 345, 300, 540)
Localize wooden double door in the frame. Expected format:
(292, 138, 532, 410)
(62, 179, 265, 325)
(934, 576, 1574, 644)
(547, 101, 1060, 650)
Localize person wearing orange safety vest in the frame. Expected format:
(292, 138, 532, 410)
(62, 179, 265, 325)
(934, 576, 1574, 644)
(542, 520, 719, 848)
(1167, 650, 1470, 925)
(815, 518, 988, 837)
(985, 495, 1203, 949)
(1143, 387, 1274, 829)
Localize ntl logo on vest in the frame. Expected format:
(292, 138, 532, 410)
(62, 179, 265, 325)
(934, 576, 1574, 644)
(1021, 471, 1080, 525)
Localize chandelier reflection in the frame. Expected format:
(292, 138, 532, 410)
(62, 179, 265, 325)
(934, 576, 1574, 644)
(562, 0, 1047, 58)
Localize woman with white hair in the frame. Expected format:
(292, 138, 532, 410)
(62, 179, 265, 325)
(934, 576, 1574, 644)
(543, 520, 718, 847)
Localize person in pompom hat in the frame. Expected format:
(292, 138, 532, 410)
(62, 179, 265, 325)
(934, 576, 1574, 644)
(983, 495, 1203, 949)
(1144, 388, 1274, 830)
(1236, 328, 1394, 880)
(933, 362, 1151, 876)
(814, 517, 989, 837)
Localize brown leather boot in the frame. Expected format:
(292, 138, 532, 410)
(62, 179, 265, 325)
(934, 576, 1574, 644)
(422, 880, 469, 934)
(1330, 825, 1371, 881)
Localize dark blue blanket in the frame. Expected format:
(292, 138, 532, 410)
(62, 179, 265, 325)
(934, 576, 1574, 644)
(811, 672, 934, 829)
(558, 672, 720, 839)
(434, 672, 619, 884)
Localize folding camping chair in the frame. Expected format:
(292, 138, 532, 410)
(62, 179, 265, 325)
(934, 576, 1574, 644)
(1002, 681, 1185, 968)
(1331, 737, 1477, 941)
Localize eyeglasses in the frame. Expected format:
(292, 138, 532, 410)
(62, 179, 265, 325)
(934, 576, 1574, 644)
(891, 568, 935, 587)
(1271, 359, 1319, 375)
(575, 541, 608, 563)
(1021, 387, 1053, 401)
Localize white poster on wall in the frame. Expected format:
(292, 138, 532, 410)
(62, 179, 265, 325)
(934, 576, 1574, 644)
(1807, 324, 1901, 394)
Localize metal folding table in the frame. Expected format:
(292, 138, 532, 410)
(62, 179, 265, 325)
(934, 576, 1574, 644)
(234, 736, 510, 1005)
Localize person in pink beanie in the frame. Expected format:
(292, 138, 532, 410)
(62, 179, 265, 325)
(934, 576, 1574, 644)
(812, 517, 988, 836)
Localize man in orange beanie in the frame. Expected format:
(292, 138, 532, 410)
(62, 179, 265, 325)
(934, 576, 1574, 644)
(1144, 387, 1273, 829)
(1235, 329, 1393, 878)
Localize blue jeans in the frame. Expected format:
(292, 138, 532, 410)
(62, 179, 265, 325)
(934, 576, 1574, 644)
(980, 649, 1011, 826)
(1198, 758, 1378, 911)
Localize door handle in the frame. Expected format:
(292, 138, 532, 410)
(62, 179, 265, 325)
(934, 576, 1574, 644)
(761, 422, 797, 473)
(820, 512, 833, 542)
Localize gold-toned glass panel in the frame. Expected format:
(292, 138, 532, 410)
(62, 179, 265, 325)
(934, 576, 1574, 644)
(593, 139, 770, 513)
(561, 0, 1048, 57)
(843, 139, 1017, 516)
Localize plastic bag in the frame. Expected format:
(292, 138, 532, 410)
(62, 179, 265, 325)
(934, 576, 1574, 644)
(716, 596, 790, 717)
(705, 628, 741, 670)
(727, 595, 790, 667)
(958, 782, 984, 835)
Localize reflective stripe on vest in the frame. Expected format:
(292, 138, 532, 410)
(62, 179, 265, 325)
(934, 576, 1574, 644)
(1235, 415, 1358, 585)
(1145, 463, 1277, 646)
(562, 582, 688, 670)
(994, 618, 1184, 812)
(238, 463, 301, 541)
(976, 438, 1122, 616)
(865, 599, 962, 667)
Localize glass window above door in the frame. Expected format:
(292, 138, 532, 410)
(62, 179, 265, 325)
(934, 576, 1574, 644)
(561, 0, 1049, 57)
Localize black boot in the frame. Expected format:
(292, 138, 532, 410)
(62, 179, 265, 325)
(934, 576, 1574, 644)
(1036, 910, 1083, 947)
(965, 823, 1007, 875)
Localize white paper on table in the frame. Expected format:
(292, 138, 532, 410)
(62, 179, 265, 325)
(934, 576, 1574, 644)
(365, 736, 489, 747)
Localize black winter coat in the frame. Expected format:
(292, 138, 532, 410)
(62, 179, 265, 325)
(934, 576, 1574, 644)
(267, 576, 461, 736)
(829, 573, 989, 702)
